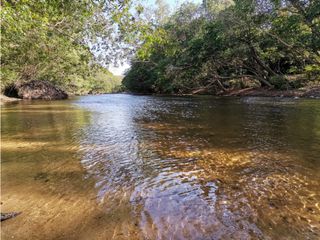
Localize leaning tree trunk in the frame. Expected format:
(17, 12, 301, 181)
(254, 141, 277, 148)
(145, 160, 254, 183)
(247, 43, 275, 87)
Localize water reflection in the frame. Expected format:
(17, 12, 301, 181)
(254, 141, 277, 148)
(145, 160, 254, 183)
(1, 100, 135, 240)
(76, 95, 320, 239)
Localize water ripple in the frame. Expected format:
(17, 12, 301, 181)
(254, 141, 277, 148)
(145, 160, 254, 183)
(75, 94, 320, 239)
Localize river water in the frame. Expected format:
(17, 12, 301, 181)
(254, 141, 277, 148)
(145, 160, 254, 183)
(1, 94, 320, 239)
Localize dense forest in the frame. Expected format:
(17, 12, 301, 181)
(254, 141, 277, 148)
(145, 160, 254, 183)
(123, 0, 320, 94)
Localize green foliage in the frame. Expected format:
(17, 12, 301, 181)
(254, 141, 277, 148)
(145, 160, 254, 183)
(269, 76, 289, 90)
(122, 62, 157, 93)
(124, 0, 320, 94)
(87, 70, 123, 94)
(64, 66, 123, 95)
(1, 0, 133, 94)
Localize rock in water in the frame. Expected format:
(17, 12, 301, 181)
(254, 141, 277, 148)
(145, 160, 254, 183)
(4, 80, 68, 100)
(1, 212, 21, 221)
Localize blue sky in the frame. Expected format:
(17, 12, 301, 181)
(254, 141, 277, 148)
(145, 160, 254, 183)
(109, 0, 202, 75)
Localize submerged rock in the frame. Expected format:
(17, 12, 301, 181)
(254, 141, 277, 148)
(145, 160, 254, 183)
(4, 80, 68, 100)
(1, 212, 21, 221)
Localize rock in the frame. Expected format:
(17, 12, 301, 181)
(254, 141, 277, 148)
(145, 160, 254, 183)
(4, 80, 68, 100)
(0, 94, 21, 105)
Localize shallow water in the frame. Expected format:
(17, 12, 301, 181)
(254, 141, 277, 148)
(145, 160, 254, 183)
(1, 94, 320, 239)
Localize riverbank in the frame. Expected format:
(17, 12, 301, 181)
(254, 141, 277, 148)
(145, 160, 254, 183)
(219, 85, 320, 98)
(2, 85, 320, 103)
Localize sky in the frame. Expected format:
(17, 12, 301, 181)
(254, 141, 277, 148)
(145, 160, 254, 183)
(108, 0, 202, 76)
(109, 63, 130, 76)
(146, 0, 202, 8)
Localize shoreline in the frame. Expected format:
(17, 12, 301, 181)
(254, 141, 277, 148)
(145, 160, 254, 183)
(126, 85, 320, 99)
(1, 86, 320, 103)
(218, 86, 320, 98)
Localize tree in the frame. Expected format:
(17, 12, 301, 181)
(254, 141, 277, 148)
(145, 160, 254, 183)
(1, 0, 136, 93)
(123, 0, 319, 93)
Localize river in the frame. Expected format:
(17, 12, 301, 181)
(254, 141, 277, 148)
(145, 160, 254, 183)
(1, 94, 320, 239)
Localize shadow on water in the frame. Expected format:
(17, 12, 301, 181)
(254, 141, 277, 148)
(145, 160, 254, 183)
(1, 95, 320, 239)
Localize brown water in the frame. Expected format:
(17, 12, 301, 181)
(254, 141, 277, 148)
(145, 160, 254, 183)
(1, 94, 320, 239)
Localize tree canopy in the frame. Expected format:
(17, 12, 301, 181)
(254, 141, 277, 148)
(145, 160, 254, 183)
(123, 0, 320, 94)
(1, 0, 134, 93)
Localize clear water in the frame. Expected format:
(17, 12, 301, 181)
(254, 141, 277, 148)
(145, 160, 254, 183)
(1, 94, 320, 239)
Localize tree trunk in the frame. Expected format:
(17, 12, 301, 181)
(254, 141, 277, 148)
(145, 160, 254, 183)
(248, 43, 277, 77)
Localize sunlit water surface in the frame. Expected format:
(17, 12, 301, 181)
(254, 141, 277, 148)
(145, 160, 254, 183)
(1, 94, 320, 239)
